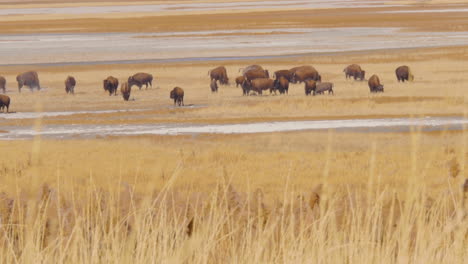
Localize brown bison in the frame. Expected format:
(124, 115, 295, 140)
(304, 80, 317, 96)
(273, 76, 289, 95)
(121, 82, 131, 101)
(64, 76, 76, 94)
(395, 65, 414, 82)
(242, 78, 274, 95)
(239, 64, 263, 74)
(209, 66, 229, 85)
(314, 82, 334, 96)
(368, 75, 384, 93)
(128, 72, 153, 90)
(291, 66, 321, 83)
(210, 79, 218, 93)
(0, 94, 10, 113)
(0, 76, 5, 93)
(103, 76, 119, 96)
(343, 64, 365, 81)
(170, 87, 184, 106)
(273, 69, 293, 82)
(243, 69, 270, 81)
(17, 71, 40, 92)
(235, 76, 245, 87)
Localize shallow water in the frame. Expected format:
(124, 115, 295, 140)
(0, 1, 394, 16)
(0, 116, 466, 140)
(0, 109, 148, 120)
(2, 28, 468, 65)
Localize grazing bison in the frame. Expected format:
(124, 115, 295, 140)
(235, 76, 245, 87)
(292, 67, 321, 83)
(368, 75, 384, 93)
(209, 66, 229, 85)
(273, 76, 289, 95)
(243, 69, 269, 81)
(242, 78, 274, 95)
(395, 65, 414, 82)
(0, 76, 5, 93)
(103, 76, 119, 96)
(304, 80, 317, 96)
(170, 87, 184, 106)
(343, 64, 365, 81)
(121, 82, 131, 101)
(64, 76, 76, 94)
(128, 72, 153, 90)
(314, 82, 334, 96)
(0, 94, 10, 113)
(210, 79, 218, 93)
(273, 69, 293, 82)
(17, 71, 40, 92)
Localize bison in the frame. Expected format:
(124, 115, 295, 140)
(103, 76, 119, 96)
(242, 78, 274, 95)
(239, 65, 263, 75)
(368, 75, 384, 93)
(235, 76, 245, 88)
(121, 82, 131, 101)
(65, 76, 76, 94)
(209, 66, 229, 85)
(395, 65, 414, 82)
(170, 87, 184, 106)
(0, 76, 5, 93)
(304, 80, 317, 96)
(0, 94, 10, 113)
(291, 66, 321, 83)
(273, 76, 289, 95)
(210, 79, 218, 93)
(243, 69, 269, 81)
(17, 71, 40, 92)
(343, 64, 365, 81)
(314, 82, 334, 96)
(128, 72, 153, 90)
(273, 69, 293, 82)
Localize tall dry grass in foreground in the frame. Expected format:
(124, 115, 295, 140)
(0, 159, 466, 263)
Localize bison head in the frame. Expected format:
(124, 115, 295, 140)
(170, 90, 175, 99)
(17, 75, 23, 90)
(103, 80, 109, 91)
(359, 71, 366, 81)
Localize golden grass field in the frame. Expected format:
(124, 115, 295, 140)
(0, 0, 467, 263)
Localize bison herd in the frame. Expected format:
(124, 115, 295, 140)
(0, 64, 414, 113)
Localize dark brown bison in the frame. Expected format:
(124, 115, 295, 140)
(209, 66, 229, 85)
(368, 75, 384, 93)
(395, 65, 414, 82)
(121, 82, 131, 101)
(239, 64, 263, 74)
(65, 76, 76, 94)
(103, 76, 119, 96)
(273, 76, 289, 95)
(343, 64, 365, 81)
(16, 71, 40, 92)
(210, 79, 218, 93)
(314, 82, 334, 96)
(242, 78, 274, 95)
(0, 94, 10, 113)
(128, 72, 153, 90)
(170, 87, 184, 106)
(243, 69, 270, 81)
(235, 76, 245, 87)
(0, 76, 5, 93)
(304, 80, 317, 96)
(291, 66, 321, 83)
(273, 70, 293, 82)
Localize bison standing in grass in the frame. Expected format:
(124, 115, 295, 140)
(209, 66, 229, 85)
(395, 65, 414, 82)
(242, 78, 274, 95)
(128, 72, 153, 90)
(273, 76, 289, 95)
(368, 75, 384, 93)
(273, 69, 293, 82)
(304, 80, 317, 96)
(17, 71, 40, 92)
(314, 82, 334, 96)
(210, 79, 218, 93)
(235, 76, 245, 88)
(103, 76, 119, 96)
(291, 66, 321, 83)
(65, 76, 76, 94)
(343, 64, 365, 81)
(0, 94, 10, 113)
(0, 76, 5, 93)
(242, 65, 269, 81)
(121, 82, 131, 101)
(170, 87, 184, 106)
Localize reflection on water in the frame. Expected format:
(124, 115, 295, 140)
(1, 116, 466, 140)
